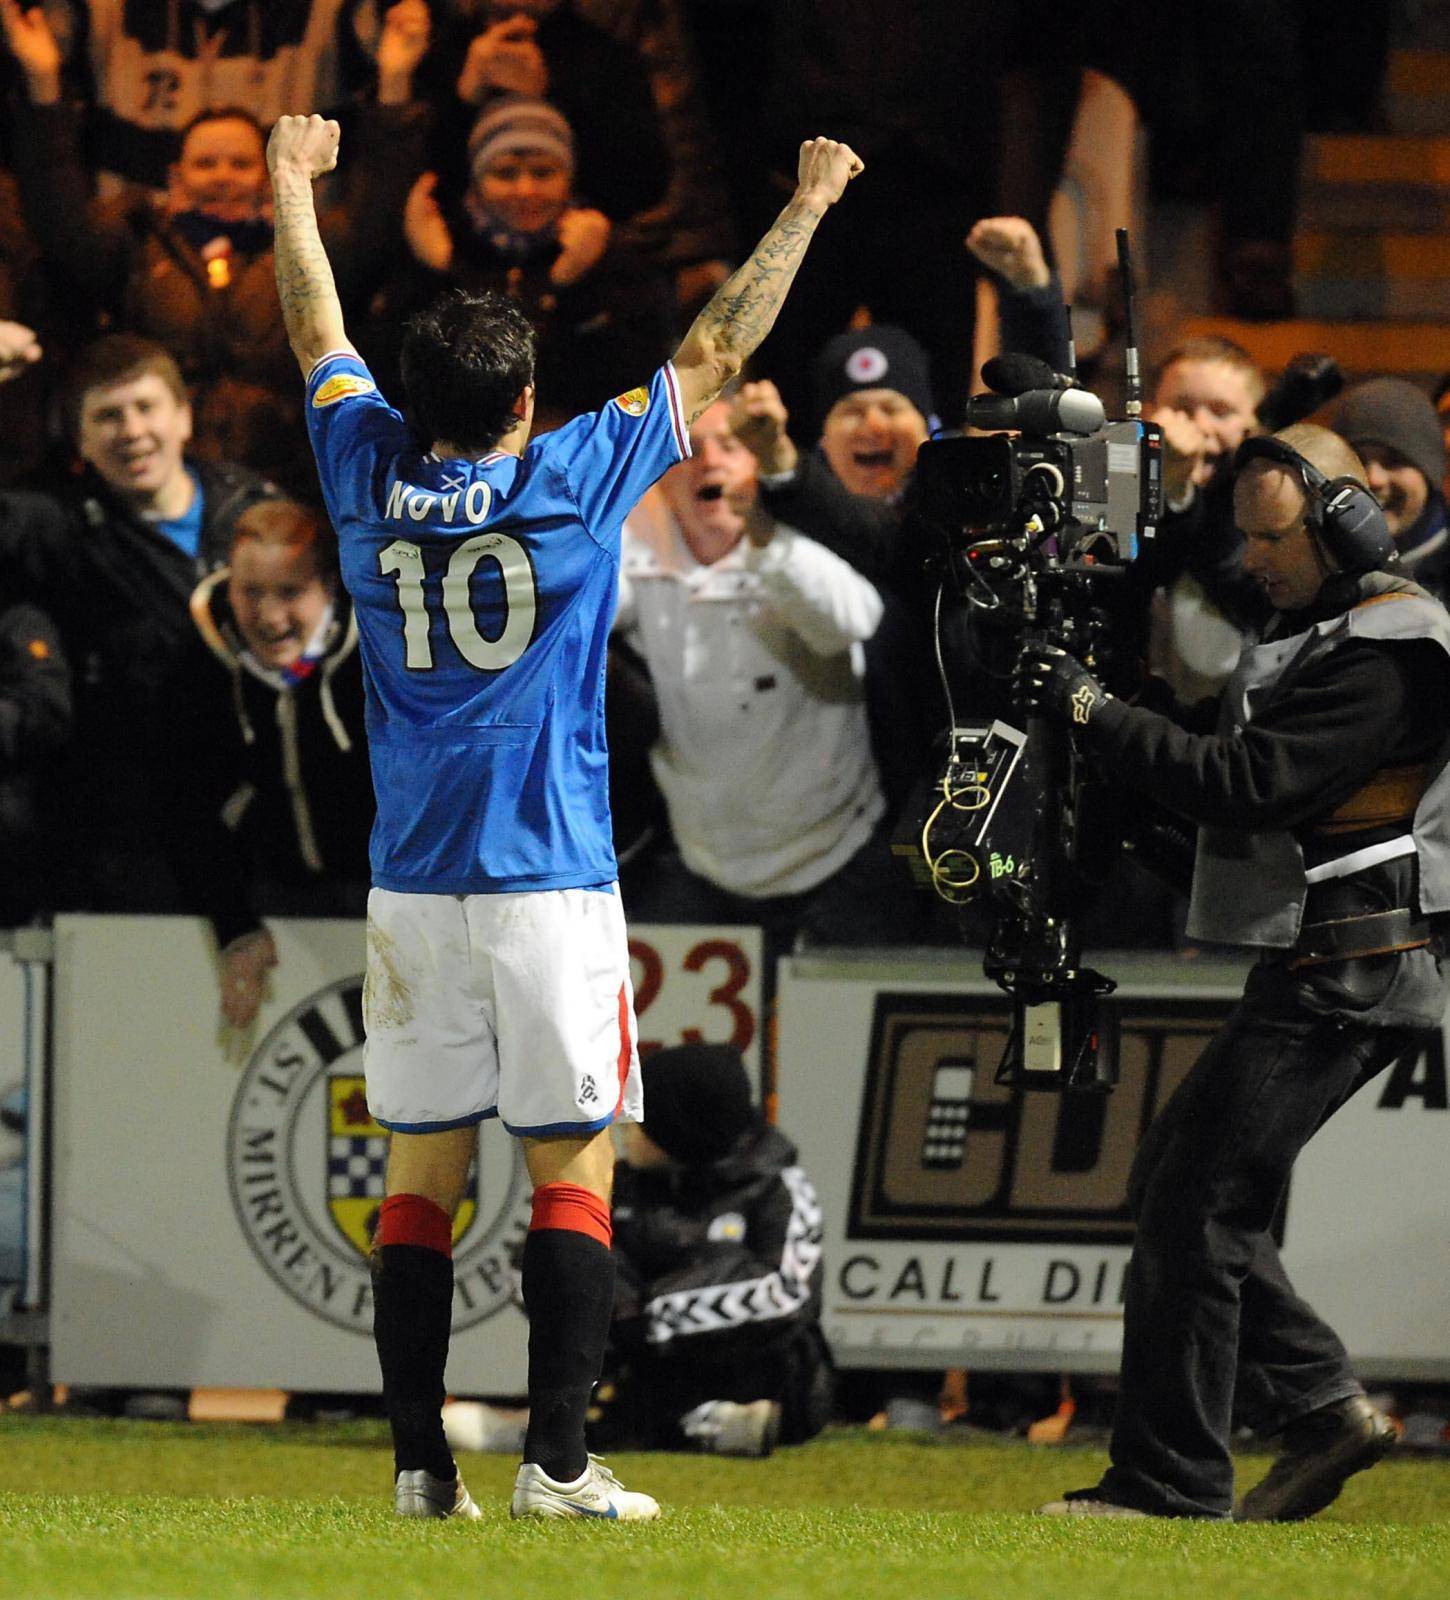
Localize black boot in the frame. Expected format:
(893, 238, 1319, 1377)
(1235, 1395, 1396, 1522)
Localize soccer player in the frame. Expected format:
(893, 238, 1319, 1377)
(266, 113, 862, 1522)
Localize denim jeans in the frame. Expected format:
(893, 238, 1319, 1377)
(1097, 1004, 1418, 1518)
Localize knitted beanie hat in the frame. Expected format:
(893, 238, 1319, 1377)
(1333, 377, 1445, 490)
(811, 325, 936, 434)
(640, 1042, 758, 1166)
(467, 96, 575, 183)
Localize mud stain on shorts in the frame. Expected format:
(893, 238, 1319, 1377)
(364, 915, 414, 1029)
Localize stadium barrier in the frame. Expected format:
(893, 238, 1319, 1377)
(3, 923, 1444, 1391)
(31, 916, 761, 1394)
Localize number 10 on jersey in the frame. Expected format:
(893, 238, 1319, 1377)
(379, 534, 538, 672)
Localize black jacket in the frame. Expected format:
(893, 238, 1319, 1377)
(0, 459, 273, 875)
(611, 1124, 824, 1365)
(1089, 581, 1450, 849)
(173, 570, 373, 947)
(0, 596, 71, 923)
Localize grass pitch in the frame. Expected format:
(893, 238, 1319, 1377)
(1, 1414, 1447, 1600)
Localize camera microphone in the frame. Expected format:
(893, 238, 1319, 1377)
(982, 352, 1076, 397)
(967, 387, 1107, 436)
(1256, 353, 1345, 432)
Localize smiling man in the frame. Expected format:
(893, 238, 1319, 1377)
(811, 326, 935, 502)
(0, 333, 272, 911)
(1333, 378, 1448, 602)
(1016, 422, 1450, 1522)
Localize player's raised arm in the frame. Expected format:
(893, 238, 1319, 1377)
(267, 113, 352, 376)
(671, 137, 862, 426)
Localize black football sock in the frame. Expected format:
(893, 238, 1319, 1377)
(521, 1225, 616, 1483)
(372, 1195, 456, 1481)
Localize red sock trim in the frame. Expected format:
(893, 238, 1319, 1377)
(377, 1193, 454, 1257)
(530, 1181, 612, 1248)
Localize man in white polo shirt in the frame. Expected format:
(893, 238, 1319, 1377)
(616, 396, 914, 948)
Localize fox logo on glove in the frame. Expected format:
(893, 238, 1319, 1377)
(1070, 684, 1099, 724)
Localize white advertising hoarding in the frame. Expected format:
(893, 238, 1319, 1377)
(48, 915, 762, 1392)
(777, 949, 1450, 1378)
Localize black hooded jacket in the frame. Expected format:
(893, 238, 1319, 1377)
(171, 568, 373, 947)
(611, 1123, 824, 1366)
(0, 596, 70, 922)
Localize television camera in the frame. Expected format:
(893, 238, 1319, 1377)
(901, 232, 1163, 1093)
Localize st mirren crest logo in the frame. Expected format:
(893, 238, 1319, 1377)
(227, 978, 531, 1335)
(324, 1077, 479, 1257)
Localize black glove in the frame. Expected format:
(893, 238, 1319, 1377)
(1014, 641, 1110, 727)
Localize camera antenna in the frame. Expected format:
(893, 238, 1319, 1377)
(1064, 303, 1079, 384)
(1116, 228, 1142, 419)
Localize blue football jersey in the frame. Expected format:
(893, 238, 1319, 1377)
(305, 353, 690, 893)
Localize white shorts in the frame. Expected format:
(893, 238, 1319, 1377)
(362, 885, 642, 1136)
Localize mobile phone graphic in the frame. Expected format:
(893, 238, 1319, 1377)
(921, 1059, 976, 1169)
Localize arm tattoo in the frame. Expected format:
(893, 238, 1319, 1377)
(683, 198, 823, 418)
(272, 169, 347, 363)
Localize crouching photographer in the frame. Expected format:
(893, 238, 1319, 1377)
(1016, 423, 1450, 1521)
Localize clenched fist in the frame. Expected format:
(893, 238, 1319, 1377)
(796, 138, 864, 213)
(966, 216, 1052, 291)
(267, 114, 341, 181)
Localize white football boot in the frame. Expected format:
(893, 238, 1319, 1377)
(510, 1456, 660, 1521)
(394, 1467, 483, 1519)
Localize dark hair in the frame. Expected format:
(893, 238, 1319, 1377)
(177, 105, 266, 155)
(66, 333, 188, 434)
(400, 289, 537, 453)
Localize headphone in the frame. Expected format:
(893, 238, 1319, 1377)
(1233, 435, 1395, 574)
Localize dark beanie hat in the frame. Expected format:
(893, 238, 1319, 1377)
(640, 1042, 758, 1165)
(811, 325, 936, 435)
(1333, 378, 1445, 491)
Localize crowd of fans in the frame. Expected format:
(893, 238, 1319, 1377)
(0, 1, 1443, 1011)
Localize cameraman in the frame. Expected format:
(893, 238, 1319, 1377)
(1018, 423, 1450, 1521)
